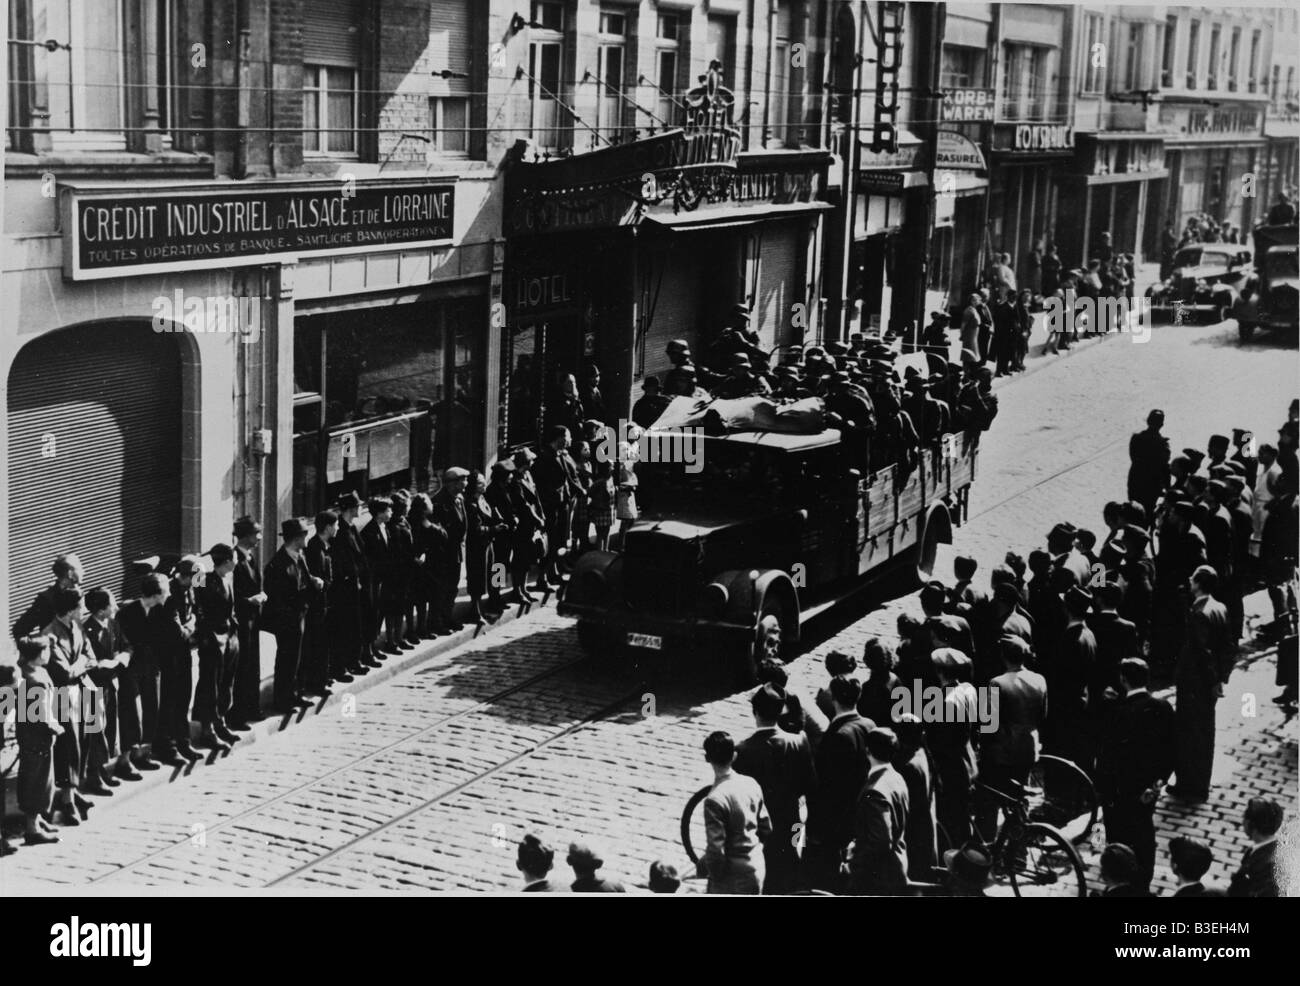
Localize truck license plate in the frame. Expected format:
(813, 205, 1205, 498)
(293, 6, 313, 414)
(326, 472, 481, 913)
(627, 632, 663, 650)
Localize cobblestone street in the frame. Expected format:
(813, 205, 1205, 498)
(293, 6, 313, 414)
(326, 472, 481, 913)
(3, 320, 1295, 895)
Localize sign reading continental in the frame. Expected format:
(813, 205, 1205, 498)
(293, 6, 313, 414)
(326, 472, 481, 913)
(61, 178, 456, 280)
(934, 130, 987, 171)
(940, 88, 996, 123)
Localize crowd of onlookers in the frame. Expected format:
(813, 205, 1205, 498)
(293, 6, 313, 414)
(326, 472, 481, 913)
(514, 399, 1294, 895)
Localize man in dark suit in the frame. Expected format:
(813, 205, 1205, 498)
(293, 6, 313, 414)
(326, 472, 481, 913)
(1086, 582, 1140, 714)
(1095, 658, 1175, 891)
(117, 573, 170, 771)
(978, 636, 1047, 837)
(806, 675, 874, 893)
(12, 553, 85, 641)
(485, 461, 518, 603)
(1043, 585, 1097, 769)
(329, 494, 373, 676)
(82, 587, 140, 784)
(264, 518, 323, 714)
(229, 517, 267, 729)
(509, 449, 548, 600)
(361, 497, 395, 654)
(848, 728, 910, 895)
(533, 426, 580, 586)
(1127, 409, 1171, 518)
(1171, 566, 1235, 802)
(156, 557, 203, 766)
(432, 468, 470, 632)
(894, 714, 938, 881)
(194, 544, 241, 753)
(302, 510, 337, 693)
(734, 683, 817, 894)
(1169, 836, 1225, 896)
(1227, 798, 1284, 897)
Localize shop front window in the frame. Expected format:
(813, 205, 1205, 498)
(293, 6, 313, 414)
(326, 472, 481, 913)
(292, 298, 485, 513)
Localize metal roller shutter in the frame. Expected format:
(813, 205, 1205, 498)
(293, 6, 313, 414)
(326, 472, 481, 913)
(642, 244, 706, 383)
(8, 323, 182, 616)
(755, 219, 803, 351)
(302, 0, 362, 66)
(428, 0, 472, 96)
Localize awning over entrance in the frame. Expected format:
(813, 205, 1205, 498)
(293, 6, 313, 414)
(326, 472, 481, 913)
(643, 200, 833, 232)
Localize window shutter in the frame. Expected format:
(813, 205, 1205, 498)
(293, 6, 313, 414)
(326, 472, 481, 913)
(428, 0, 472, 96)
(303, 0, 362, 67)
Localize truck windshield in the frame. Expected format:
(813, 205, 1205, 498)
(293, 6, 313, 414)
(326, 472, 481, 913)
(1176, 248, 1229, 270)
(636, 441, 790, 512)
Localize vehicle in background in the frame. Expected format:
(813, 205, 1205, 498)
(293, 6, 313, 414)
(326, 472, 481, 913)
(1147, 243, 1254, 324)
(1235, 221, 1299, 343)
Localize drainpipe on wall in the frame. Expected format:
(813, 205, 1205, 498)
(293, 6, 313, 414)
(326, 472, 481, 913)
(744, 0, 757, 151)
(235, 0, 251, 178)
(762, 0, 776, 147)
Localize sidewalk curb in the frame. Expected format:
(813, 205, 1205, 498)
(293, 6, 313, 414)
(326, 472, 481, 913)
(1, 592, 560, 827)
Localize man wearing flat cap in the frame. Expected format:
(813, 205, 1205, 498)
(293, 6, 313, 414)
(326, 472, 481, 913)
(1170, 566, 1235, 802)
(264, 518, 323, 714)
(432, 467, 470, 631)
(1127, 410, 1170, 518)
(848, 727, 909, 895)
(566, 842, 626, 893)
(1043, 585, 1097, 769)
(734, 683, 816, 893)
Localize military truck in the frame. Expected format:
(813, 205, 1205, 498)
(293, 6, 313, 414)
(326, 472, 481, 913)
(558, 407, 979, 684)
(1236, 221, 1299, 342)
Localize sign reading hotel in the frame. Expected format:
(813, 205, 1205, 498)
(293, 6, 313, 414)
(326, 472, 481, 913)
(62, 179, 456, 280)
(940, 88, 996, 123)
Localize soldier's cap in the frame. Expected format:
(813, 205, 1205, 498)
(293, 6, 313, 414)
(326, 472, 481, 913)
(518, 834, 554, 873)
(677, 363, 698, 376)
(1224, 460, 1246, 477)
(773, 365, 801, 379)
(666, 338, 690, 353)
(1147, 409, 1165, 424)
(930, 647, 971, 671)
(1048, 521, 1077, 541)
(443, 466, 470, 482)
(208, 543, 235, 566)
(280, 518, 309, 541)
(728, 353, 753, 368)
(1206, 478, 1232, 498)
(233, 515, 263, 537)
(175, 554, 204, 575)
(946, 842, 994, 888)
(566, 841, 603, 871)
(1064, 585, 1094, 611)
(1169, 454, 1191, 471)
(512, 448, 537, 465)
(1222, 474, 1246, 492)
(490, 459, 515, 474)
(804, 345, 826, 358)
(1208, 434, 1230, 449)
(849, 332, 866, 343)
(1182, 448, 1205, 466)
(830, 371, 852, 385)
(865, 359, 894, 375)
(929, 310, 951, 322)
(1094, 581, 1124, 608)
(826, 341, 850, 356)
(1231, 428, 1250, 444)
(337, 492, 362, 511)
(1209, 464, 1233, 478)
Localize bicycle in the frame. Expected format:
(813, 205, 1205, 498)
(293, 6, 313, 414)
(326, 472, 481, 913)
(946, 779, 1088, 898)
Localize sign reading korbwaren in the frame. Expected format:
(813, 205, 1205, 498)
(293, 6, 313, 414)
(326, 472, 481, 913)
(61, 178, 456, 280)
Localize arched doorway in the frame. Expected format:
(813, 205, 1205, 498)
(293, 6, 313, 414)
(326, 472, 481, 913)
(8, 321, 183, 615)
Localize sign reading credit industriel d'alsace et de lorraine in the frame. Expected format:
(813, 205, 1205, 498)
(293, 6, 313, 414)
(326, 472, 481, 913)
(62, 179, 456, 280)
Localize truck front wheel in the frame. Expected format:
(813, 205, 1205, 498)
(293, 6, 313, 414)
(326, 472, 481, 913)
(734, 595, 793, 688)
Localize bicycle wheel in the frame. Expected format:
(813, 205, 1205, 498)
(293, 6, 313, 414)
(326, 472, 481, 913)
(1027, 755, 1099, 846)
(1006, 821, 1088, 898)
(680, 785, 712, 866)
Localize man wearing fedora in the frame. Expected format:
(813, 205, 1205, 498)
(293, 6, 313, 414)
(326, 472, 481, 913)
(1043, 585, 1096, 770)
(330, 493, 374, 676)
(432, 467, 470, 631)
(229, 516, 268, 729)
(264, 518, 324, 714)
(194, 543, 241, 752)
(509, 448, 548, 599)
(943, 842, 993, 895)
(155, 556, 203, 766)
